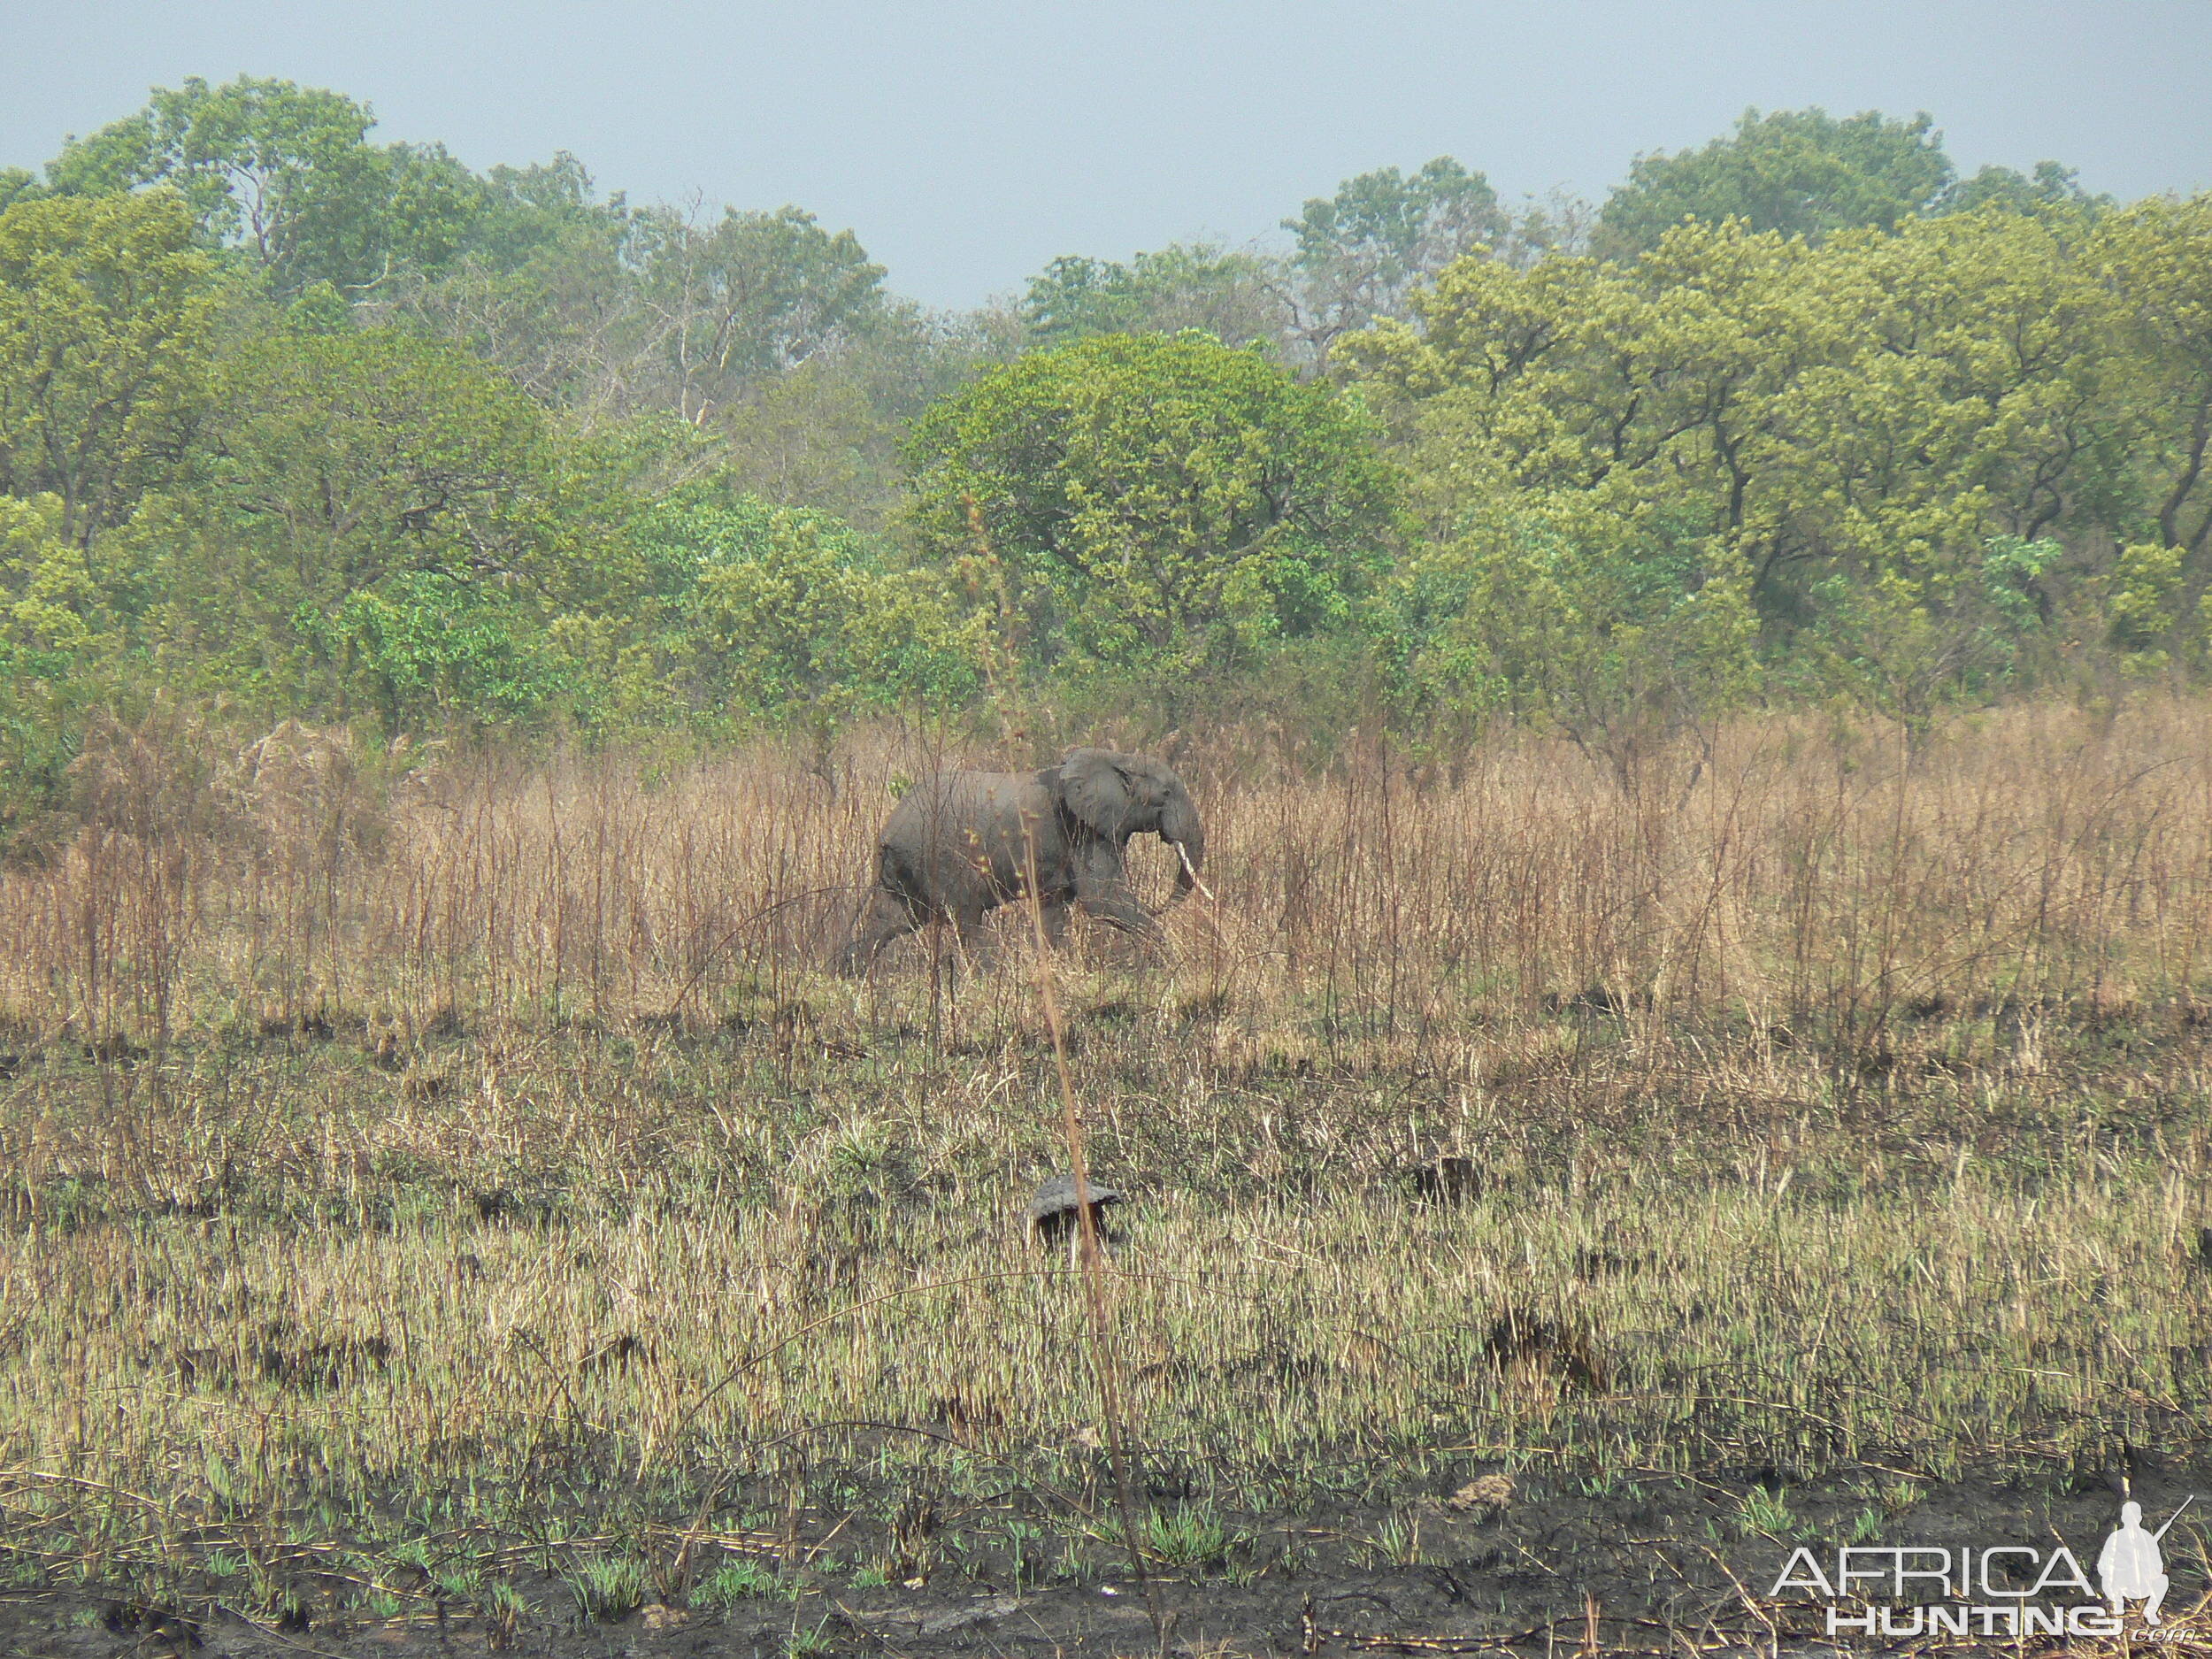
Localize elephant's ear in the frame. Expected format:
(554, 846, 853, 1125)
(1057, 748, 1133, 837)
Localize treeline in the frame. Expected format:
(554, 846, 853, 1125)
(3, 81, 2209, 845)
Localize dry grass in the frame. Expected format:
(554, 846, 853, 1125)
(3, 700, 2212, 1640)
(13, 700, 2210, 1041)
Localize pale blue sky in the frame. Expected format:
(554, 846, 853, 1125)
(4, 1, 2208, 308)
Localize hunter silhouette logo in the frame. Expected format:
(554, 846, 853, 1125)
(1770, 1494, 2199, 1640)
(2100, 1496, 2193, 1624)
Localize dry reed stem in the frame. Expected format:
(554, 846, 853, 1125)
(1020, 821, 1165, 1649)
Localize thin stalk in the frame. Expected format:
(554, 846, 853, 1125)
(1020, 825, 1167, 1651)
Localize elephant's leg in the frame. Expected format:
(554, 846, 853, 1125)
(1074, 887, 1160, 942)
(1001, 897, 1073, 957)
(1069, 843, 1161, 950)
(836, 888, 927, 975)
(951, 903, 1001, 971)
(1071, 878, 1164, 959)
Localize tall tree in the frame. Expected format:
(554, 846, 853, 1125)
(1944, 160, 2108, 219)
(632, 204, 885, 424)
(1021, 243, 1287, 348)
(1282, 157, 1505, 360)
(42, 76, 495, 297)
(1345, 205, 2132, 722)
(188, 326, 580, 600)
(365, 157, 643, 419)
(631, 491, 980, 727)
(719, 301, 1023, 534)
(2097, 196, 2212, 592)
(0, 190, 216, 547)
(1594, 108, 1955, 257)
(907, 333, 1400, 665)
(150, 324, 609, 722)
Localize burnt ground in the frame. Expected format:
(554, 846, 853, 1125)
(7, 1467, 2210, 1657)
(13, 964, 2212, 1657)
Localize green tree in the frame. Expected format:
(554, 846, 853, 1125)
(718, 301, 1024, 534)
(307, 572, 576, 732)
(1284, 157, 1505, 358)
(1594, 108, 1955, 257)
(1943, 160, 2108, 219)
(1021, 243, 1286, 348)
(461, 152, 623, 271)
(1789, 534, 2066, 729)
(1756, 210, 2121, 635)
(1392, 497, 1759, 787)
(2095, 196, 2212, 595)
(907, 332, 1400, 667)
(152, 326, 600, 717)
(43, 76, 490, 297)
(0, 492, 117, 849)
(632, 204, 885, 422)
(0, 189, 217, 546)
(619, 493, 981, 729)
(1346, 206, 2131, 723)
(376, 209, 640, 415)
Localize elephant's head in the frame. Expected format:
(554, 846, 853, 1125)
(1056, 748, 1205, 898)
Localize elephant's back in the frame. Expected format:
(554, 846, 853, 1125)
(879, 769, 1042, 837)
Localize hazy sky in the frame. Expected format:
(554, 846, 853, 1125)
(4, 1, 2208, 309)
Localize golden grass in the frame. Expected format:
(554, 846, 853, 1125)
(12, 699, 2212, 1037)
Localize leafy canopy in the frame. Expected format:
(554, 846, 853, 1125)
(0, 189, 217, 546)
(1343, 196, 2211, 724)
(42, 77, 618, 300)
(138, 324, 606, 724)
(1285, 156, 1505, 353)
(1595, 107, 1956, 256)
(1020, 244, 1283, 349)
(1014, 157, 1513, 369)
(3, 75, 2206, 804)
(907, 332, 1400, 666)
(627, 493, 981, 726)
(631, 204, 887, 423)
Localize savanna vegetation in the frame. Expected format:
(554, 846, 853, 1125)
(6, 709, 2212, 1654)
(6, 79, 2212, 1655)
(4, 84, 2209, 835)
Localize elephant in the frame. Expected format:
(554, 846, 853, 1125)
(836, 748, 1204, 973)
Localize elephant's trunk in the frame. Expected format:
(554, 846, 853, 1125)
(1161, 799, 1206, 904)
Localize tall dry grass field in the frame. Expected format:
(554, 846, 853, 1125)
(4, 702, 2212, 1646)
(12, 701, 2208, 1043)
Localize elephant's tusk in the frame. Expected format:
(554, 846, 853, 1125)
(1175, 841, 1217, 902)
